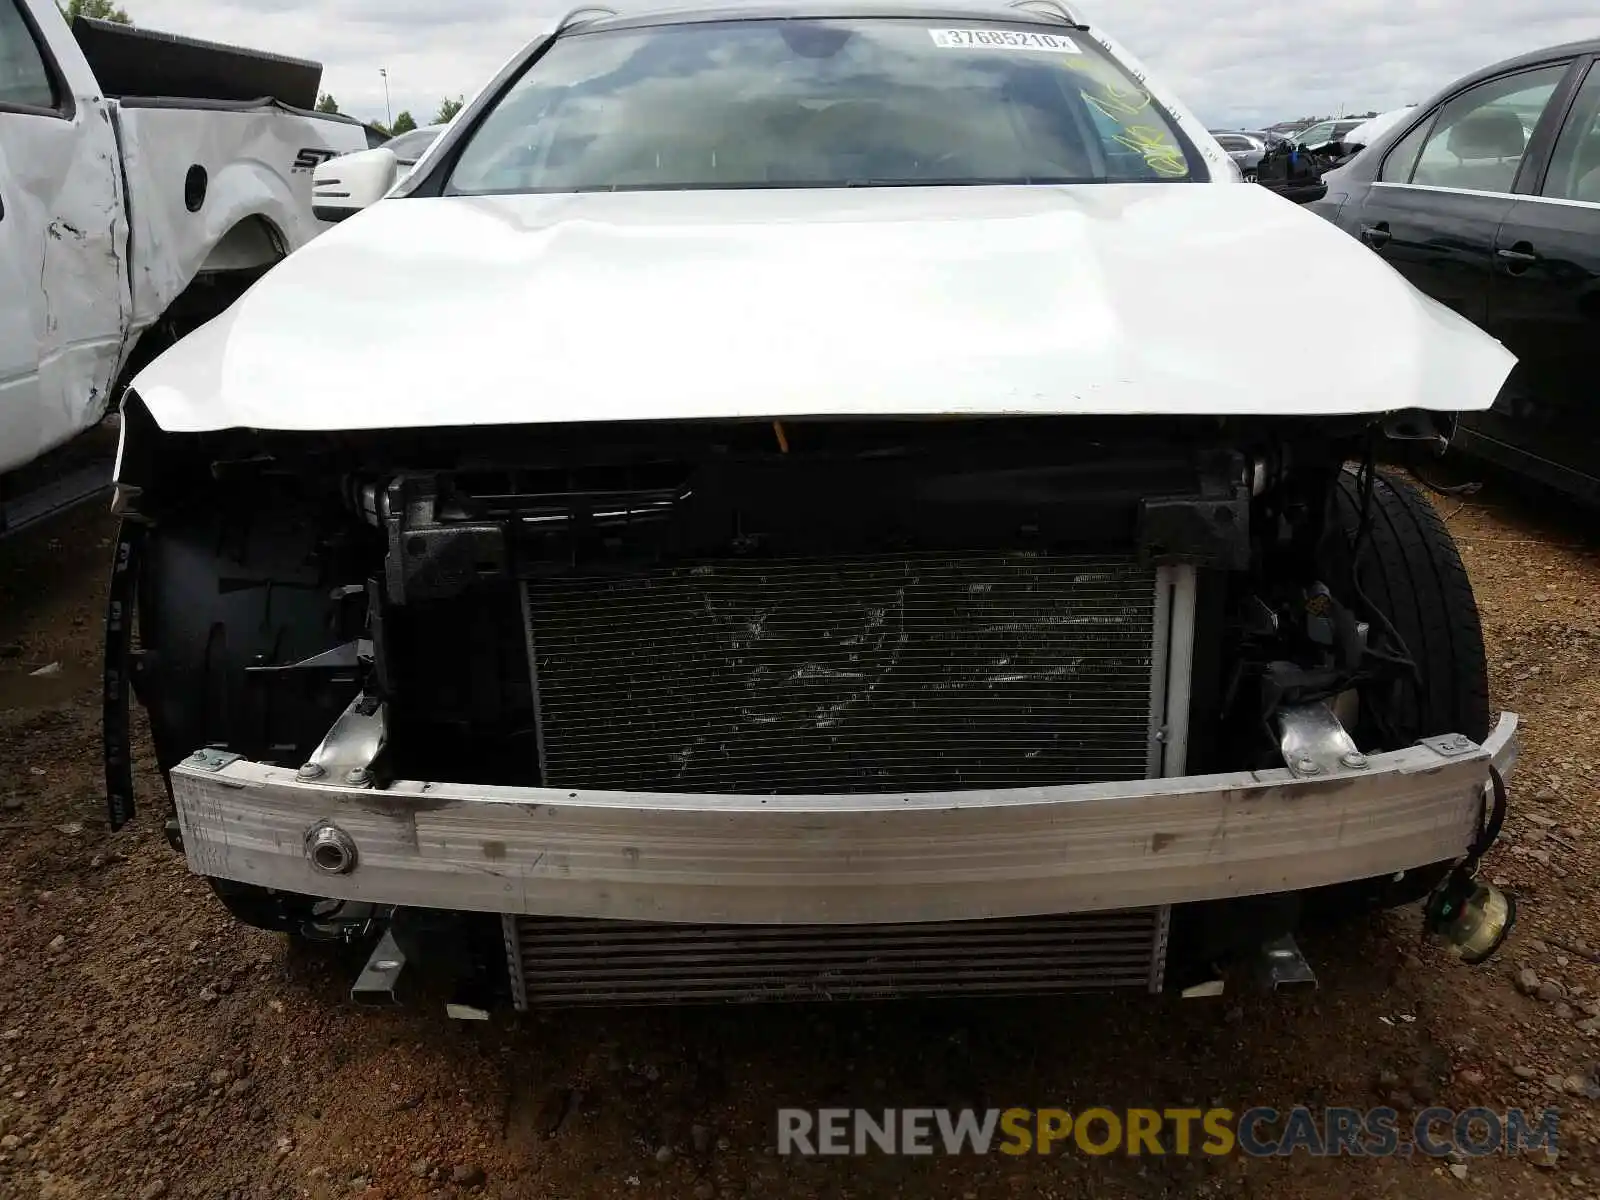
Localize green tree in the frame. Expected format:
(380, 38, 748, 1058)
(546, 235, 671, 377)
(58, 0, 131, 22)
(315, 93, 340, 115)
(434, 95, 464, 125)
(390, 110, 418, 135)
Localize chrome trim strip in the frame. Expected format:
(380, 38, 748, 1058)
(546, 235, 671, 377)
(1161, 565, 1197, 777)
(1370, 181, 1600, 211)
(1145, 568, 1174, 779)
(169, 714, 1518, 926)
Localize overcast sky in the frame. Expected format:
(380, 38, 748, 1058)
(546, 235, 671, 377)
(129, 0, 1598, 129)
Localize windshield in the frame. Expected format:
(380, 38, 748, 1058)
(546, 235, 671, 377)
(446, 17, 1198, 193)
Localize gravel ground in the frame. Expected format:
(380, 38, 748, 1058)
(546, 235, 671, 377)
(2, 473, 1599, 1200)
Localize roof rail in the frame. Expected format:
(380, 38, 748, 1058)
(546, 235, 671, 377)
(1007, 0, 1087, 28)
(557, 5, 620, 32)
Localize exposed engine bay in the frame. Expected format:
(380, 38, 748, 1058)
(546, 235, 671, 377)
(106, 403, 1514, 1007)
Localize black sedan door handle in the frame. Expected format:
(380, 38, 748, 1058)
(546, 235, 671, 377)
(1359, 222, 1391, 248)
(1497, 243, 1539, 269)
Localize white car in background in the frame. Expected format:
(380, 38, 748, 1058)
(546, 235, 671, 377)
(114, 0, 1521, 1012)
(379, 124, 446, 176)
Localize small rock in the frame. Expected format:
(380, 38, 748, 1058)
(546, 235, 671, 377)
(1530, 849, 1553, 865)
(451, 1165, 485, 1187)
(88, 855, 105, 870)
(198, 987, 219, 1004)
(654, 1145, 674, 1165)
(138, 1182, 168, 1200)
(693, 1184, 716, 1200)
(1527, 939, 1551, 955)
(267, 998, 284, 1013)
(208, 1069, 231, 1088)
(411, 1159, 433, 1178)
(1564, 1076, 1590, 1096)
(226, 1078, 253, 1099)
(1537, 981, 1567, 1003)
(690, 1124, 712, 1154)
(1516, 968, 1542, 995)
(1389, 1089, 1416, 1109)
(53, 822, 81, 836)
(47, 936, 66, 953)
(1581, 1000, 1600, 1019)
(1557, 1002, 1576, 1021)
(1526, 1145, 1561, 1169)
(1449, 1163, 1468, 1181)
(0, 1135, 19, 1150)
(1578, 1018, 1600, 1035)
(29, 662, 62, 677)
(0, 1029, 19, 1042)
(275, 1136, 293, 1158)
(1514, 1065, 1540, 1079)
(1458, 1068, 1485, 1087)
(1557, 955, 1571, 968)
(1545, 1073, 1567, 1092)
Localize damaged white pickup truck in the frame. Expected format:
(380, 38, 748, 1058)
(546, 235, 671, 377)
(109, 0, 1521, 1010)
(0, 1, 367, 533)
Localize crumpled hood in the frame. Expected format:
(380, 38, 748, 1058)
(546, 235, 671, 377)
(132, 183, 1515, 432)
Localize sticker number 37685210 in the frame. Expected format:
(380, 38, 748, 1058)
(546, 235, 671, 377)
(928, 28, 1082, 53)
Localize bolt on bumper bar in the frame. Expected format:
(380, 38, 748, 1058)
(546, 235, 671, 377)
(167, 713, 1518, 926)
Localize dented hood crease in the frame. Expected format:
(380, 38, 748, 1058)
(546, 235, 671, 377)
(131, 184, 1515, 433)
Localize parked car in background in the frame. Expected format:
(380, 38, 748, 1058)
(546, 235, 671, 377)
(381, 123, 445, 173)
(1209, 130, 1268, 180)
(1294, 117, 1369, 150)
(1311, 39, 1600, 503)
(1339, 106, 1417, 155)
(0, 0, 366, 534)
(114, 0, 1519, 1013)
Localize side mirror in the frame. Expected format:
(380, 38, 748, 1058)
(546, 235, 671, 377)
(313, 148, 399, 223)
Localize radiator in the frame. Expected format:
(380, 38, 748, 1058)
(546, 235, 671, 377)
(519, 552, 1162, 794)
(505, 910, 1172, 1007)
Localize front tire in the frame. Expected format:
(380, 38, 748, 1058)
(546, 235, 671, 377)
(1310, 466, 1492, 916)
(1329, 466, 1490, 749)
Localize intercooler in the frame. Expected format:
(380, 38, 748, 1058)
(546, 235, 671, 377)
(501, 551, 1195, 1006)
(504, 910, 1172, 1006)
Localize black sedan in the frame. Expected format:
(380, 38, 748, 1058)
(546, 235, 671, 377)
(1309, 40, 1600, 503)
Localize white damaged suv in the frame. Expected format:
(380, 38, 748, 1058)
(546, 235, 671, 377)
(109, 1, 1521, 1009)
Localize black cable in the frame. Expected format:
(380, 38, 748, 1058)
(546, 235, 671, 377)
(1471, 765, 1509, 867)
(1347, 454, 1423, 691)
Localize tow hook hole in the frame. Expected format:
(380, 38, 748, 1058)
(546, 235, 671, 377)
(312, 843, 347, 872)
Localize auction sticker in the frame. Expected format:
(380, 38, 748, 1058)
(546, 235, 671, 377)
(928, 28, 1081, 52)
